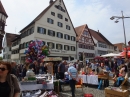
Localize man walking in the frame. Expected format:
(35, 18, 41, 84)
(68, 63, 78, 97)
(58, 60, 66, 79)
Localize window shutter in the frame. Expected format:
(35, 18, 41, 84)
(52, 20, 54, 24)
(61, 23, 63, 27)
(47, 42, 49, 47)
(61, 33, 63, 38)
(53, 31, 55, 36)
(57, 32, 59, 37)
(56, 44, 58, 49)
(48, 30, 50, 35)
(68, 35, 70, 40)
(52, 43, 55, 49)
(61, 44, 62, 50)
(44, 28, 46, 34)
(68, 46, 69, 50)
(64, 45, 65, 50)
(37, 27, 40, 33)
(64, 34, 66, 39)
(47, 18, 49, 23)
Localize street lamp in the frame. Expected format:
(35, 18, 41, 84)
(110, 11, 130, 59)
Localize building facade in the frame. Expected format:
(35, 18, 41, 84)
(89, 29, 114, 56)
(75, 24, 95, 61)
(3, 33, 17, 62)
(11, 0, 77, 63)
(0, 1, 8, 53)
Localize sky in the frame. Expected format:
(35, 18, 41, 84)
(1, 0, 130, 54)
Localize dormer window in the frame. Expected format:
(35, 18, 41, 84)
(51, 12, 55, 16)
(47, 18, 54, 24)
(65, 18, 68, 22)
(66, 25, 71, 30)
(57, 14, 63, 19)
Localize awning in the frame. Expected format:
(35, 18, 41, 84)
(43, 57, 62, 61)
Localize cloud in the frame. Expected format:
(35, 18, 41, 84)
(1, 0, 130, 44)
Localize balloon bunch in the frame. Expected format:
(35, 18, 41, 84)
(24, 40, 50, 63)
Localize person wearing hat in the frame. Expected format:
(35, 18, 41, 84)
(68, 63, 78, 97)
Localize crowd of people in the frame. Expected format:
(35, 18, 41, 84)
(0, 57, 129, 97)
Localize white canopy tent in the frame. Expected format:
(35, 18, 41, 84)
(101, 53, 122, 57)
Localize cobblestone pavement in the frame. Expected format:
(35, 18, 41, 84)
(59, 85, 105, 97)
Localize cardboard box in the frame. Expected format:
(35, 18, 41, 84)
(105, 87, 129, 97)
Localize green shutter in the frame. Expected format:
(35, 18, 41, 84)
(37, 27, 40, 33)
(53, 31, 55, 36)
(53, 43, 55, 49)
(48, 30, 50, 35)
(44, 28, 46, 34)
(64, 34, 66, 39)
(61, 44, 62, 50)
(57, 32, 59, 37)
(61, 33, 63, 38)
(68, 35, 70, 40)
(47, 18, 49, 23)
(56, 44, 58, 49)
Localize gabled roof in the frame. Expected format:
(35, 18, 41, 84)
(75, 24, 95, 45)
(11, 35, 21, 42)
(0, 1, 8, 17)
(20, 1, 56, 32)
(75, 24, 86, 41)
(20, 0, 77, 36)
(97, 32, 114, 46)
(5, 33, 17, 46)
(89, 29, 107, 43)
(114, 43, 125, 52)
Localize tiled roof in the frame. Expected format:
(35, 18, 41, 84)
(97, 32, 113, 46)
(6, 33, 17, 46)
(75, 24, 86, 41)
(20, 1, 56, 32)
(89, 29, 107, 43)
(11, 35, 21, 42)
(114, 43, 125, 52)
(0, 1, 8, 17)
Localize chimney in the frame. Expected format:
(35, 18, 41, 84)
(49, 0, 53, 5)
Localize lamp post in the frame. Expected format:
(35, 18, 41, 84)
(110, 11, 130, 59)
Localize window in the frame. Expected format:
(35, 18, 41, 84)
(66, 25, 70, 30)
(56, 44, 62, 50)
(64, 45, 69, 50)
(57, 32, 63, 38)
(31, 27, 34, 34)
(83, 31, 88, 36)
(57, 22, 63, 27)
(57, 14, 63, 19)
(27, 29, 30, 36)
(64, 34, 70, 40)
(71, 46, 75, 51)
(47, 42, 55, 49)
(51, 12, 55, 16)
(55, 5, 65, 12)
(71, 36, 75, 41)
(48, 30, 55, 36)
(65, 18, 68, 22)
(37, 27, 46, 34)
(47, 18, 54, 24)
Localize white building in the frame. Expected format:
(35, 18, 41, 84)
(11, 35, 21, 63)
(3, 33, 17, 62)
(89, 29, 114, 56)
(75, 24, 95, 61)
(11, 0, 77, 63)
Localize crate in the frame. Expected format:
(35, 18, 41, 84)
(105, 87, 129, 97)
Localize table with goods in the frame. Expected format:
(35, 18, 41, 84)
(20, 69, 60, 97)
